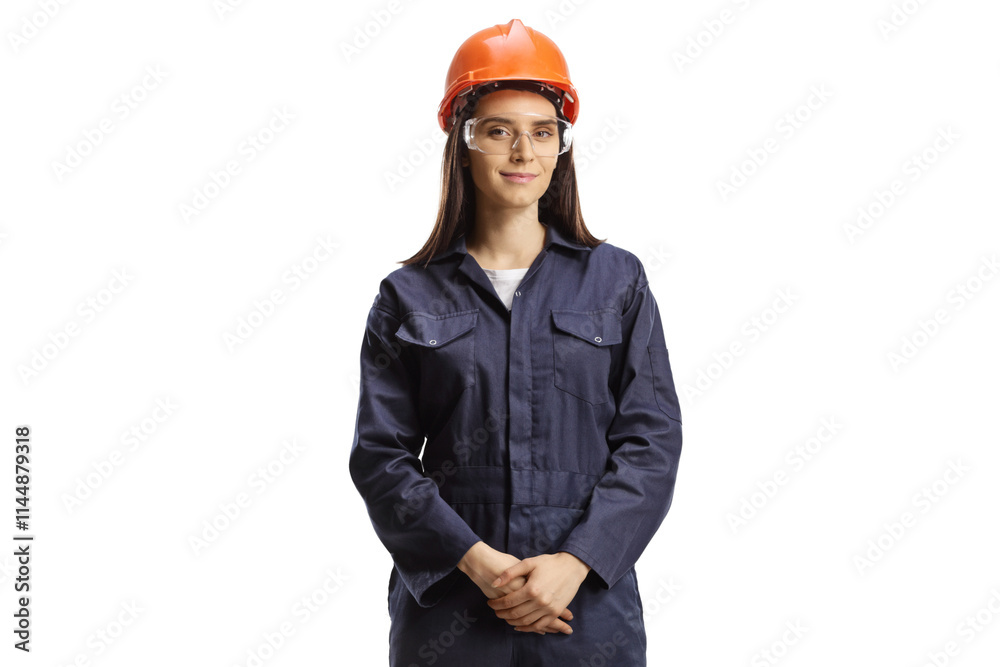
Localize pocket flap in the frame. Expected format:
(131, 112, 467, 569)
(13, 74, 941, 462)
(395, 310, 479, 348)
(551, 309, 622, 346)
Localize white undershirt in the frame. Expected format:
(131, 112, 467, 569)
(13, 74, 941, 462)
(482, 267, 530, 311)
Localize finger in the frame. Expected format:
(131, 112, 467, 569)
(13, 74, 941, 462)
(539, 617, 574, 635)
(560, 607, 573, 621)
(534, 612, 572, 634)
(496, 575, 527, 596)
(491, 599, 538, 621)
(491, 560, 533, 588)
(486, 586, 532, 611)
(507, 609, 547, 629)
(517, 615, 573, 635)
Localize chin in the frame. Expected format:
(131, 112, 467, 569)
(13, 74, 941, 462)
(505, 194, 544, 207)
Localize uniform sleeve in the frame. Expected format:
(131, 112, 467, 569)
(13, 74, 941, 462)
(556, 261, 683, 589)
(348, 296, 483, 608)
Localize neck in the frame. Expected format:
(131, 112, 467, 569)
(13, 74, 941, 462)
(466, 211, 546, 270)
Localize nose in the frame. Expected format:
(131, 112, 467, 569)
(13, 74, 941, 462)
(509, 131, 536, 160)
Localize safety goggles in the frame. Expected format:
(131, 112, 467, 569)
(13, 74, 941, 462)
(463, 112, 573, 157)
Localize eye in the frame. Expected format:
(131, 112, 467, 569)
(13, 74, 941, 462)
(486, 127, 510, 137)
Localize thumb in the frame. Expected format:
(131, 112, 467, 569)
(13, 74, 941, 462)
(491, 560, 532, 588)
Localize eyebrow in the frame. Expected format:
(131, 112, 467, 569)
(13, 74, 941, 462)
(481, 116, 558, 126)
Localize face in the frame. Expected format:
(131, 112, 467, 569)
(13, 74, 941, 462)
(460, 89, 561, 215)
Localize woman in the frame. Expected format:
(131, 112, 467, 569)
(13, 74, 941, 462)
(349, 18, 683, 666)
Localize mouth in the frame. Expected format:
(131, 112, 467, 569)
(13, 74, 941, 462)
(500, 172, 537, 183)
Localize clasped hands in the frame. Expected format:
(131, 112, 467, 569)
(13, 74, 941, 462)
(457, 541, 591, 635)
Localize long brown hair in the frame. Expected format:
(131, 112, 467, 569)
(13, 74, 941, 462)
(400, 93, 604, 268)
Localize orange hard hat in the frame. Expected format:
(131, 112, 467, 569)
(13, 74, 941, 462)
(438, 18, 579, 133)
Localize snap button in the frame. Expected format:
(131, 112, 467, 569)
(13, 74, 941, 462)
(515, 290, 521, 296)
(429, 339, 437, 345)
(594, 336, 602, 343)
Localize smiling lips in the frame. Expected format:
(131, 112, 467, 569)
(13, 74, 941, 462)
(500, 172, 537, 183)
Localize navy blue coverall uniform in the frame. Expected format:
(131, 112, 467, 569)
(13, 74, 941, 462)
(349, 222, 683, 666)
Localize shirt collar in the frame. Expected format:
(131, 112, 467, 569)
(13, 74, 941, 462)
(429, 222, 590, 263)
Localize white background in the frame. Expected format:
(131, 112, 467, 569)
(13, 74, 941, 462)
(2, 1, 999, 665)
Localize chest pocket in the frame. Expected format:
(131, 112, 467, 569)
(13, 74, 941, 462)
(551, 309, 622, 405)
(395, 310, 478, 400)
